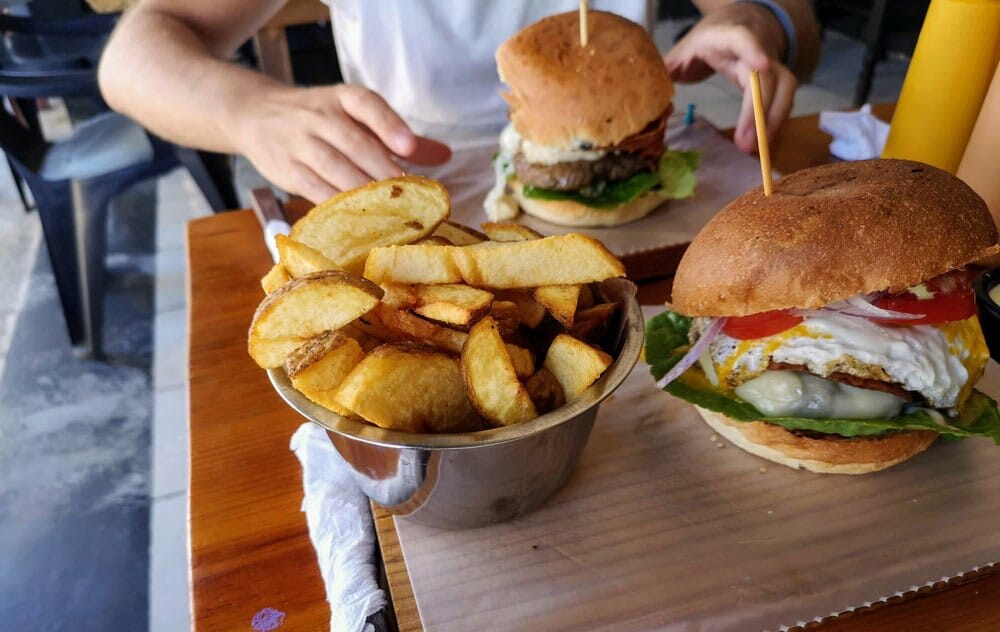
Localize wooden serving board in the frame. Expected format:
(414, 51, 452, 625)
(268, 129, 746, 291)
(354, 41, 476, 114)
(391, 309, 1000, 631)
(410, 116, 764, 281)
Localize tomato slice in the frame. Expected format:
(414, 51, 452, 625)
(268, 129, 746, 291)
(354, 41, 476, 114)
(873, 288, 976, 325)
(722, 310, 804, 340)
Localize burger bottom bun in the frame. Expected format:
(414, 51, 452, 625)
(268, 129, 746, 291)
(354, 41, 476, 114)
(510, 179, 666, 227)
(695, 407, 938, 474)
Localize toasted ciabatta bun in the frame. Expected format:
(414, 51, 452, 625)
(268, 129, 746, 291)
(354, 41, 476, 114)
(496, 10, 673, 148)
(696, 407, 938, 474)
(509, 178, 666, 227)
(673, 159, 1000, 317)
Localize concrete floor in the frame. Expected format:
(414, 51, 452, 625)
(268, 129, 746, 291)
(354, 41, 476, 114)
(0, 179, 155, 631)
(0, 22, 908, 632)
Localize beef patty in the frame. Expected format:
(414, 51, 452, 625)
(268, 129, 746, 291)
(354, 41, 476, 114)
(514, 150, 655, 191)
(513, 110, 669, 191)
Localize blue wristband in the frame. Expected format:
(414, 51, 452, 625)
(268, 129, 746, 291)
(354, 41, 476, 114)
(733, 0, 798, 69)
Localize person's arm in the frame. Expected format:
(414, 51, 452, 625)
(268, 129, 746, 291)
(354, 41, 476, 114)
(99, 0, 449, 202)
(694, 0, 820, 80)
(663, 0, 820, 154)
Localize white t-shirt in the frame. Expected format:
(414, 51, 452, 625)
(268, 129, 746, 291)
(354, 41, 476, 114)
(326, 1, 655, 141)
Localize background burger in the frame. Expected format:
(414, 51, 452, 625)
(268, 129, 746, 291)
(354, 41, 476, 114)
(485, 10, 699, 227)
(647, 158, 1000, 474)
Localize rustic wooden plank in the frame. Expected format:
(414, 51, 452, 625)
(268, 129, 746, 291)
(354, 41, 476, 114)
(188, 210, 328, 630)
(373, 506, 423, 632)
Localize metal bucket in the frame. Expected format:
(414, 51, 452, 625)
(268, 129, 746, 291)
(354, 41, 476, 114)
(268, 284, 643, 529)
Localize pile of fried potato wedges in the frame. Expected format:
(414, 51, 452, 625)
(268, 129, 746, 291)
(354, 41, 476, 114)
(248, 176, 627, 434)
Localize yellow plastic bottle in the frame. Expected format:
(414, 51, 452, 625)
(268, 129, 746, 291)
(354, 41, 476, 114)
(882, 0, 1000, 173)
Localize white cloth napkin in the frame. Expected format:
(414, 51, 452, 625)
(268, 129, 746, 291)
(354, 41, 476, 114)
(290, 423, 387, 632)
(263, 219, 291, 264)
(818, 104, 890, 161)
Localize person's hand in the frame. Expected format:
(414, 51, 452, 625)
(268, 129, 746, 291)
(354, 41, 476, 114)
(663, 3, 796, 154)
(230, 84, 451, 202)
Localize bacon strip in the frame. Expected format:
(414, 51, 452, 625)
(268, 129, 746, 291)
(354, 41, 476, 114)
(768, 361, 915, 402)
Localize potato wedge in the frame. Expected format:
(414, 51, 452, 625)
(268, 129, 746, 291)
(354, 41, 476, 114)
(543, 334, 613, 400)
(261, 264, 290, 294)
(571, 302, 620, 343)
(276, 234, 339, 277)
(577, 283, 597, 310)
(379, 284, 420, 309)
(533, 285, 581, 328)
(364, 234, 625, 287)
(290, 176, 450, 273)
(286, 331, 365, 417)
(366, 303, 468, 354)
(481, 222, 543, 242)
(461, 317, 537, 426)
(480, 224, 580, 325)
(415, 236, 454, 246)
(414, 287, 494, 328)
(489, 301, 522, 337)
(334, 344, 481, 433)
(248, 271, 383, 368)
(432, 220, 487, 246)
(494, 289, 546, 328)
(525, 368, 566, 414)
(340, 322, 385, 352)
(505, 343, 535, 379)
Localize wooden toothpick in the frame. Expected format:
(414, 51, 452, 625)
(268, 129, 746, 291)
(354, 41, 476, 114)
(579, 0, 589, 47)
(749, 70, 773, 196)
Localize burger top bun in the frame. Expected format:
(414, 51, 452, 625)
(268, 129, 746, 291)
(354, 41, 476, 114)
(673, 159, 1000, 317)
(496, 10, 673, 148)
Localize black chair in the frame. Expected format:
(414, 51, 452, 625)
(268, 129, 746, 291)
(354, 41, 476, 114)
(0, 15, 236, 358)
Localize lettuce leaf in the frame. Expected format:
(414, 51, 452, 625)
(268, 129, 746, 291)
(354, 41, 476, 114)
(645, 310, 1000, 444)
(521, 149, 701, 210)
(656, 149, 700, 199)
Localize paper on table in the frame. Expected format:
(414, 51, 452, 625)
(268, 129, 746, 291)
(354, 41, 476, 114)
(393, 307, 1000, 631)
(406, 115, 766, 267)
(819, 104, 889, 161)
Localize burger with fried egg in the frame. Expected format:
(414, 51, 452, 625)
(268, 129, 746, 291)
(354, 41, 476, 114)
(647, 158, 1000, 473)
(485, 10, 699, 227)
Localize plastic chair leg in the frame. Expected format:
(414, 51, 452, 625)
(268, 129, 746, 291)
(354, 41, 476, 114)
(32, 180, 86, 345)
(71, 178, 117, 359)
(174, 147, 238, 212)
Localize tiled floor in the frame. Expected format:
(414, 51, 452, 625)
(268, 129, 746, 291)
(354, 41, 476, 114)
(0, 19, 909, 632)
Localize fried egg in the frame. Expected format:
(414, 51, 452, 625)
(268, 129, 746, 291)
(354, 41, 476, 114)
(702, 312, 989, 409)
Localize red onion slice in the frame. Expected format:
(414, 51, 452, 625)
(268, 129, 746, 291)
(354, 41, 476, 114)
(796, 294, 923, 321)
(656, 317, 727, 389)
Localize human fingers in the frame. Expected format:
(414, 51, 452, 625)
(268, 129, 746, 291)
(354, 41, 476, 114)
(301, 136, 372, 192)
(314, 110, 406, 181)
(765, 64, 796, 139)
(403, 136, 452, 166)
(733, 67, 777, 154)
(287, 162, 339, 204)
(337, 85, 417, 157)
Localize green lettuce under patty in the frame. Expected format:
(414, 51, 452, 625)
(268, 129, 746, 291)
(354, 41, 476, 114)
(645, 311, 1000, 443)
(522, 149, 700, 210)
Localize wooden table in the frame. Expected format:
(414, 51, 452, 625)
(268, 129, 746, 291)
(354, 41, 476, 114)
(187, 107, 1000, 631)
